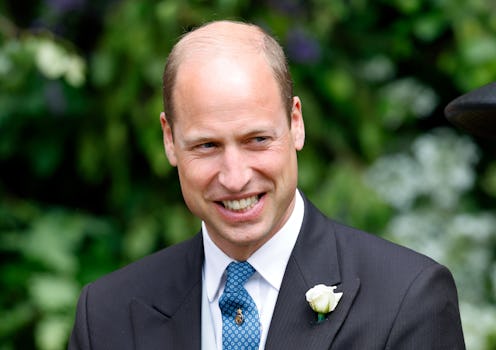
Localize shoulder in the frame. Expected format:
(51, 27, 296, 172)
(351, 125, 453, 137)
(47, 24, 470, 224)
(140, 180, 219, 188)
(69, 233, 204, 349)
(305, 197, 436, 261)
(303, 197, 448, 286)
(330, 213, 443, 283)
(332, 218, 436, 268)
(84, 232, 203, 301)
(304, 200, 464, 343)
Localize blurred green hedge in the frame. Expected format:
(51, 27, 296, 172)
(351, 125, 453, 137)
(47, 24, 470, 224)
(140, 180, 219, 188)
(1, 0, 495, 349)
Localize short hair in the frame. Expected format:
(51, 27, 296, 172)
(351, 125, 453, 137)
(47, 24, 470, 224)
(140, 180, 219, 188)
(162, 20, 294, 129)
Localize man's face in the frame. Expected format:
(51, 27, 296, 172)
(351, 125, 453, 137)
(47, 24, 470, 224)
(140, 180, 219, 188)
(161, 53, 304, 260)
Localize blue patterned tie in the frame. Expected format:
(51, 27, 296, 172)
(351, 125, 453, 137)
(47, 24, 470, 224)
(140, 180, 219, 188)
(219, 261, 261, 349)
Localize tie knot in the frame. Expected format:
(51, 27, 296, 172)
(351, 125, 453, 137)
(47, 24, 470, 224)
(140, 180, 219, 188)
(224, 261, 255, 294)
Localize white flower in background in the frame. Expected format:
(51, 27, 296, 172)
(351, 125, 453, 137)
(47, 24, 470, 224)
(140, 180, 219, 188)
(65, 55, 86, 86)
(35, 39, 67, 80)
(365, 153, 420, 210)
(379, 77, 438, 128)
(412, 130, 478, 208)
(32, 37, 86, 87)
(366, 128, 478, 211)
(459, 302, 496, 350)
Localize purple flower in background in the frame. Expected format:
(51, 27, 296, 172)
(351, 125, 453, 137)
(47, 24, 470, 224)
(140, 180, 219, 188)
(267, 0, 304, 15)
(45, 0, 85, 14)
(286, 28, 321, 64)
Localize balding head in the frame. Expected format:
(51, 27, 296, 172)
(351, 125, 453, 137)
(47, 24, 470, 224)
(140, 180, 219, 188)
(162, 20, 293, 128)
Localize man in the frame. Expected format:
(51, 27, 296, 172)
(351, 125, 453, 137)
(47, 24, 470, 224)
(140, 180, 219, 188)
(69, 20, 465, 349)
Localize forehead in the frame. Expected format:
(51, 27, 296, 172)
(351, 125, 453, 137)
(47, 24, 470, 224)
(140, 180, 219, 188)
(171, 54, 287, 141)
(175, 52, 281, 113)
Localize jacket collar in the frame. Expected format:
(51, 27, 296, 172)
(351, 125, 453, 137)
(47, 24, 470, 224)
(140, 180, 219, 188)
(129, 233, 204, 350)
(265, 198, 360, 349)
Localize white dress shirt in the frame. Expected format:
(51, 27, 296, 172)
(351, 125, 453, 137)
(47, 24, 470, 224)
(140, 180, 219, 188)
(201, 190, 304, 350)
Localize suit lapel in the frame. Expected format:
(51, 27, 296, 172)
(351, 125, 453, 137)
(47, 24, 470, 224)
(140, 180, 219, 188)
(130, 285, 202, 349)
(265, 199, 361, 350)
(129, 233, 204, 350)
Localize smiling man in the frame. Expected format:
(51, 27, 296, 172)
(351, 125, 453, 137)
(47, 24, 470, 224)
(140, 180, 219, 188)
(160, 32, 304, 263)
(69, 20, 465, 349)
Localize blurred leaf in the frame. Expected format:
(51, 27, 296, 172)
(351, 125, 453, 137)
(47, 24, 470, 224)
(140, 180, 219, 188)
(311, 161, 392, 232)
(482, 163, 496, 197)
(29, 274, 79, 312)
(162, 204, 200, 245)
(413, 12, 447, 42)
(322, 68, 355, 102)
(123, 216, 157, 260)
(35, 315, 72, 350)
(0, 302, 35, 338)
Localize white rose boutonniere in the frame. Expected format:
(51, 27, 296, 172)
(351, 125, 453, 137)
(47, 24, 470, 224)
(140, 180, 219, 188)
(305, 284, 343, 322)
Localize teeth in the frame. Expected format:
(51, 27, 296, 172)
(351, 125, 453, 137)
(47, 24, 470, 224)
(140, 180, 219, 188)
(222, 195, 259, 211)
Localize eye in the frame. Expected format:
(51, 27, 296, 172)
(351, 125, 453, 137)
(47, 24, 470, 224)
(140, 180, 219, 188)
(199, 142, 216, 149)
(190, 141, 218, 152)
(246, 135, 271, 149)
(252, 136, 269, 143)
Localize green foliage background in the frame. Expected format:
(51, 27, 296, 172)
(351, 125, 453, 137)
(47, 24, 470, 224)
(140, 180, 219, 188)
(1, 0, 496, 349)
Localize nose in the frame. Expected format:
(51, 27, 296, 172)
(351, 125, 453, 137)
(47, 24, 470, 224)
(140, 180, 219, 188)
(218, 146, 251, 192)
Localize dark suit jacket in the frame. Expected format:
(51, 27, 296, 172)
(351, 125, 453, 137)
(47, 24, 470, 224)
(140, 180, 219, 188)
(69, 197, 465, 349)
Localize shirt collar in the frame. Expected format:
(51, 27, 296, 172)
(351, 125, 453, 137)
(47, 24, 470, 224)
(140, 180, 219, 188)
(202, 190, 305, 302)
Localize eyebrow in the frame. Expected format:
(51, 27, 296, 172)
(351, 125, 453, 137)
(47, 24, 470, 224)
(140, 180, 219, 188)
(179, 135, 214, 147)
(242, 128, 275, 137)
(182, 127, 278, 146)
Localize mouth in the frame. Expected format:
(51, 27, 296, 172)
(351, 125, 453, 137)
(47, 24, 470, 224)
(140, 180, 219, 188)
(218, 194, 263, 212)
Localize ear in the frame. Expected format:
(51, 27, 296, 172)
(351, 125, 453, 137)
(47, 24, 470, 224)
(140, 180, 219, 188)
(290, 97, 305, 151)
(160, 112, 177, 167)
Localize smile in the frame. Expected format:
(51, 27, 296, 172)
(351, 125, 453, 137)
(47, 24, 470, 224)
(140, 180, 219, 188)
(221, 195, 260, 211)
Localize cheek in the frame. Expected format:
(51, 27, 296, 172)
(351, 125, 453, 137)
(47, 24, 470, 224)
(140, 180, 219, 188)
(178, 168, 208, 214)
(251, 160, 296, 196)
(256, 147, 297, 178)
(177, 158, 218, 190)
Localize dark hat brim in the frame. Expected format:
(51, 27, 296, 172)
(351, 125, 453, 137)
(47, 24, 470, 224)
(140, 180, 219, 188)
(444, 81, 496, 138)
